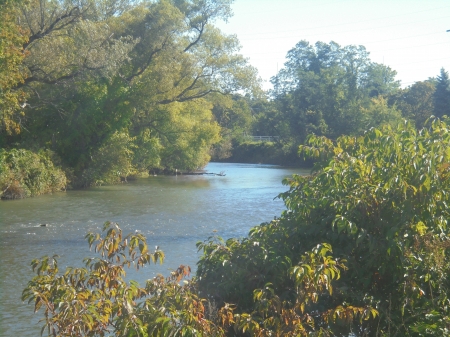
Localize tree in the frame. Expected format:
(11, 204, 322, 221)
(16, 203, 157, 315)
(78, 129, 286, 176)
(0, 0, 29, 134)
(433, 68, 450, 118)
(17, 0, 135, 88)
(360, 96, 402, 130)
(3, 0, 259, 187)
(135, 99, 221, 172)
(392, 80, 435, 129)
(0, 148, 66, 199)
(365, 63, 400, 98)
(265, 41, 400, 144)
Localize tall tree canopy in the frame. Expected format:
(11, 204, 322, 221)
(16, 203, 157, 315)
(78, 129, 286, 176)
(220, 40, 408, 167)
(0, 0, 29, 133)
(391, 80, 435, 129)
(433, 68, 450, 118)
(260, 41, 401, 145)
(1, 0, 260, 186)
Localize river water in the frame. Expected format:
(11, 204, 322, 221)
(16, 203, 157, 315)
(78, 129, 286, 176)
(0, 162, 307, 336)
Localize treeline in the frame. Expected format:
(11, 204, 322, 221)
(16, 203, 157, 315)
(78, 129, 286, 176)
(220, 41, 449, 165)
(0, 0, 259, 196)
(2, 0, 450, 198)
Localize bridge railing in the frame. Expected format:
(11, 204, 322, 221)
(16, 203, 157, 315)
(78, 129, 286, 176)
(246, 136, 280, 142)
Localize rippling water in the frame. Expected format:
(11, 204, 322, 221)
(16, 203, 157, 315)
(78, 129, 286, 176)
(0, 162, 307, 336)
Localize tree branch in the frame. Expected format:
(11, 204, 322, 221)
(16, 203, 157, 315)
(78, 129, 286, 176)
(183, 21, 206, 53)
(23, 6, 83, 49)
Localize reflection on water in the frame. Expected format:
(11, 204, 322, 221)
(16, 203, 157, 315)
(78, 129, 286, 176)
(0, 162, 308, 336)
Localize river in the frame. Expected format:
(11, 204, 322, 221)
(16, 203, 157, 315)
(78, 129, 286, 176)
(0, 162, 308, 336)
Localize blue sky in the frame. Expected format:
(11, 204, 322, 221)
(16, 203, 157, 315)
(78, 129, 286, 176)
(215, 0, 450, 90)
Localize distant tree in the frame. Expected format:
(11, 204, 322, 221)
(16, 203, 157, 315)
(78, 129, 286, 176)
(365, 63, 400, 97)
(393, 81, 435, 129)
(265, 41, 401, 143)
(433, 68, 450, 118)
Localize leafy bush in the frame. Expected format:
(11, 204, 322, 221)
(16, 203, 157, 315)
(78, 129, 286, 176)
(77, 131, 137, 187)
(23, 222, 232, 337)
(197, 119, 450, 336)
(24, 222, 368, 337)
(0, 148, 67, 199)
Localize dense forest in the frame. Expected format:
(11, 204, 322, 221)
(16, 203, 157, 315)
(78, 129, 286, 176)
(3, 0, 450, 335)
(1, 0, 450, 198)
(0, 0, 260, 196)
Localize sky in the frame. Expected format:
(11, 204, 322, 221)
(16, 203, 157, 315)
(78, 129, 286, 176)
(215, 0, 450, 91)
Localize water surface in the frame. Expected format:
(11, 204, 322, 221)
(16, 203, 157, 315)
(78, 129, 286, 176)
(0, 162, 308, 336)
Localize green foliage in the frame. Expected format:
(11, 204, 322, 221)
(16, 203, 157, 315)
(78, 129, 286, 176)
(291, 119, 450, 335)
(251, 98, 288, 138)
(0, 148, 67, 199)
(211, 95, 253, 134)
(197, 236, 375, 336)
(133, 99, 221, 173)
(433, 68, 450, 118)
(23, 222, 231, 337)
(392, 80, 435, 129)
(24, 222, 369, 336)
(235, 141, 279, 161)
(0, 0, 28, 134)
(197, 119, 450, 336)
(78, 130, 137, 186)
(19, 0, 136, 86)
(257, 41, 401, 150)
(224, 141, 287, 165)
(0, 0, 258, 188)
(360, 96, 402, 129)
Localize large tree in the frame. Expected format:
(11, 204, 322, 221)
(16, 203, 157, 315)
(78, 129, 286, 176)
(267, 41, 400, 143)
(2, 0, 259, 186)
(0, 0, 29, 134)
(392, 80, 435, 128)
(433, 68, 450, 118)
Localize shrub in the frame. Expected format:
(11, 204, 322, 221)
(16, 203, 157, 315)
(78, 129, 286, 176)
(76, 131, 137, 187)
(197, 119, 450, 336)
(24, 221, 370, 337)
(0, 148, 67, 199)
(23, 222, 232, 337)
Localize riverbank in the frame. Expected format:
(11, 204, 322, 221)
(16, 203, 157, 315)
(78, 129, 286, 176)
(0, 141, 309, 200)
(212, 141, 313, 167)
